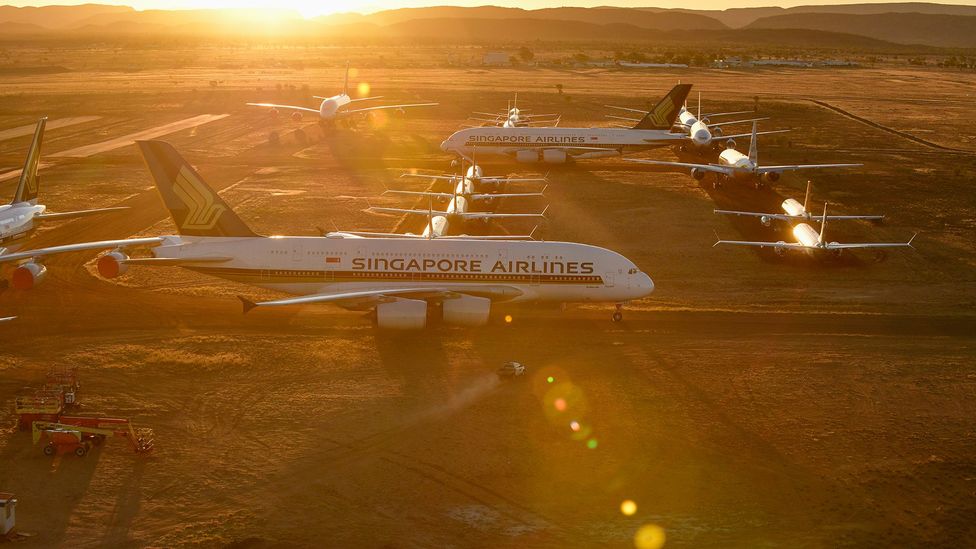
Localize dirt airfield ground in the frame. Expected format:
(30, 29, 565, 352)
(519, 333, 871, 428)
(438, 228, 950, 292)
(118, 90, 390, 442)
(0, 47, 975, 547)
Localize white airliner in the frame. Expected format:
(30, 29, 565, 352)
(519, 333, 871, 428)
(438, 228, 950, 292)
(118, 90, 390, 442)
(440, 84, 692, 163)
(0, 141, 653, 327)
(607, 94, 778, 155)
(715, 181, 885, 227)
(246, 64, 438, 124)
(469, 94, 560, 128)
(715, 203, 914, 258)
(627, 121, 860, 188)
(0, 118, 128, 262)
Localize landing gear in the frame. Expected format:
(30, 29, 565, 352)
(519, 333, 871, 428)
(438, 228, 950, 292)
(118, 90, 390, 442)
(713, 175, 725, 189)
(611, 304, 623, 323)
(754, 180, 766, 190)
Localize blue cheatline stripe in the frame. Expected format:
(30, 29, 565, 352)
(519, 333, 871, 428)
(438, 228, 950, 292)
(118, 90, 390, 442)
(186, 266, 604, 285)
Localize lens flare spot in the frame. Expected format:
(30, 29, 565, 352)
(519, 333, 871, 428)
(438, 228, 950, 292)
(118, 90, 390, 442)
(504, 314, 513, 324)
(621, 500, 637, 516)
(357, 82, 371, 96)
(570, 420, 580, 432)
(554, 398, 567, 412)
(634, 524, 666, 549)
(547, 376, 554, 383)
(587, 438, 598, 449)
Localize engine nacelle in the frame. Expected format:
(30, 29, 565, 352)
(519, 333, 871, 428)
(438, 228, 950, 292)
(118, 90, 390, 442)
(725, 138, 736, 150)
(97, 251, 129, 279)
(760, 215, 772, 227)
(376, 298, 427, 330)
(774, 241, 787, 256)
(829, 243, 843, 258)
(762, 172, 781, 184)
(11, 262, 47, 290)
(712, 126, 723, 137)
(442, 295, 491, 327)
(542, 149, 568, 164)
(515, 150, 539, 163)
(291, 111, 303, 121)
(690, 167, 706, 181)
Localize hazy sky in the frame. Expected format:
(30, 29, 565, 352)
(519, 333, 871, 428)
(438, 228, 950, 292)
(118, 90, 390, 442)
(10, 0, 976, 17)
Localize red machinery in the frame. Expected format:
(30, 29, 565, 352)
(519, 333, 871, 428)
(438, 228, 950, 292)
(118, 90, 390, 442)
(32, 417, 154, 457)
(14, 366, 80, 430)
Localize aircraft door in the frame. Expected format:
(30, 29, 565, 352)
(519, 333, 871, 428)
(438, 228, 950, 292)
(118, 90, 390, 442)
(604, 272, 615, 287)
(291, 241, 303, 263)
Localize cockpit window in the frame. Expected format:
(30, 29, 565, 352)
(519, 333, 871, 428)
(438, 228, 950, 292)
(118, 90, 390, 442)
(628, 268, 640, 274)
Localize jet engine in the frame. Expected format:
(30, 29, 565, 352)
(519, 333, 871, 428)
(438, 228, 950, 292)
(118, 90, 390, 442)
(96, 250, 129, 279)
(774, 242, 787, 256)
(269, 108, 280, 118)
(725, 138, 736, 150)
(11, 262, 47, 290)
(515, 150, 539, 163)
(762, 172, 781, 184)
(291, 112, 303, 122)
(829, 244, 843, 258)
(760, 215, 772, 227)
(442, 295, 491, 326)
(542, 149, 568, 164)
(690, 168, 706, 181)
(375, 298, 427, 330)
(712, 126, 723, 137)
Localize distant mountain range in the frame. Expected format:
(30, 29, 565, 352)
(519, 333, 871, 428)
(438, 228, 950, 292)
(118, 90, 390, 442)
(0, 2, 974, 49)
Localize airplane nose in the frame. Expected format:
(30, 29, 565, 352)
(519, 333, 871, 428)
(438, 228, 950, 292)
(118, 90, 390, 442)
(440, 140, 448, 151)
(635, 272, 654, 297)
(694, 129, 711, 144)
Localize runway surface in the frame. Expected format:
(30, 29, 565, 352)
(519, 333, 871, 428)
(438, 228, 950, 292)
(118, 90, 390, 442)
(0, 116, 101, 142)
(48, 114, 230, 158)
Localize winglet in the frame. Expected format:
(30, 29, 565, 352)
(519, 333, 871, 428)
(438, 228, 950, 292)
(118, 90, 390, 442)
(239, 296, 258, 314)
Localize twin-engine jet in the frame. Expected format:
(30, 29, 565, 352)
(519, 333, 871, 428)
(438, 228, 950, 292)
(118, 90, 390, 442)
(715, 203, 914, 257)
(715, 181, 885, 227)
(440, 84, 692, 163)
(627, 121, 860, 188)
(468, 94, 561, 128)
(607, 94, 780, 155)
(247, 64, 438, 124)
(0, 118, 128, 262)
(0, 141, 653, 327)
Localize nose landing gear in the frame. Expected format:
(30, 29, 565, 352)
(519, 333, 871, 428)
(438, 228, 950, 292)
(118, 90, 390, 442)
(611, 304, 624, 323)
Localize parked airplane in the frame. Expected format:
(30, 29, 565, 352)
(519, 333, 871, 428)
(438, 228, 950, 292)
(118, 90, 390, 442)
(626, 121, 860, 188)
(715, 203, 914, 258)
(607, 93, 777, 155)
(469, 94, 560, 128)
(715, 181, 884, 227)
(0, 141, 653, 326)
(0, 118, 128, 257)
(440, 84, 692, 163)
(247, 64, 438, 124)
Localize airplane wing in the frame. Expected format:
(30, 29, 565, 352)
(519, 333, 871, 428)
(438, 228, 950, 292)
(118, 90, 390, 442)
(713, 240, 809, 249)
(469, 192, 545, 200)
(370, 207, 546, 220)
(339, 102, 439, 116)
(35, 206, 130, 221)
(703, 110, 754, 118)
(0, 237, 165, 264)
(246, 103, 320, 114)
(383, 190, 455, 199)
(718, 129, 790, 140)
(708, 117, 769, 128)
(400, 174, 459, 181)
(756, 163, 862, 174)
(239, 287, 450, 313)
(713, 209, 796, 221)
(0, 316, 16, 323)
(824, 234, 916, 250)
(605, 105, 648, 114)
(811, 214, 885, 222)
(625, 158, 733, 175)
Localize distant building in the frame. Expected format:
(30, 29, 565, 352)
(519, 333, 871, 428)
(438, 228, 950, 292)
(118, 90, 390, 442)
(751, 59, 814, 67)
(482, 52, 510, 66)
(619, 62, 688, 69)
(0, 493, 16, 536)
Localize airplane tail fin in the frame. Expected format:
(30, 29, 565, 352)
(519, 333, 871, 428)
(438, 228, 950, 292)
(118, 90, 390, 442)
(803, 180, 812, 212)
(633, 84, 692, 130)
(748, 121, 758, 165)
(12, 117, 46, 205)
(819, 203, 828, 242)
(343, 62, 350, 96)
(137, 140, 258, 238)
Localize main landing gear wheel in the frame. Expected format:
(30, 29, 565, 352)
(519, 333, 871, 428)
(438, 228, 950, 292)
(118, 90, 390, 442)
(612, 304, 624, 323)
(43, 443, 55, 456)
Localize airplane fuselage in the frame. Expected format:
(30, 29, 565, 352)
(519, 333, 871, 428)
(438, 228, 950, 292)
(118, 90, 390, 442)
(318, 93, 351, 120)
(717, 149, 757, 179)
(0, 202, 44, 250)
(151, 236, 654, 305)
(441, 127, 685, 162)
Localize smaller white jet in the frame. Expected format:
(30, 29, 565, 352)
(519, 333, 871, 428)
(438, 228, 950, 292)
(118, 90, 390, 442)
(608, 93, 777, 155)
(715, 181, 885, 227)
(469, 94, 561, 128)
(715, 203, 915, 258)
(626, 121, 861, 189)
(0, 118, 128, 257)
(247, 64, 438, 124)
